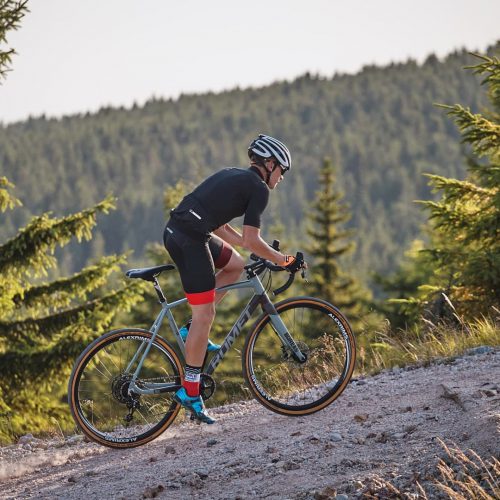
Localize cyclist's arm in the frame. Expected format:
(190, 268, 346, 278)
(213, 224, 244, 247)
(242, 225, 289, 264)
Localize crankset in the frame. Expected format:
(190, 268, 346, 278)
(200, 373, 216, 400)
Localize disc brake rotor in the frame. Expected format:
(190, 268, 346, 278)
(281, 341, 310, 365)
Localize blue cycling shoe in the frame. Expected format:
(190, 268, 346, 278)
(174, 387, 216, 425)
(179, 323, 221, 352)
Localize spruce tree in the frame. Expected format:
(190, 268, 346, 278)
(0, 1, 28, 81)
(414, 53, 500, 318)
(0, 2, 145, 441)
(306, 158, 372, 327)
(0, 182, 145, 441)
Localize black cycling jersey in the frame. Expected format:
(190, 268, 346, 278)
(164, 166, 269, 304)
(170, 167, 269, 234)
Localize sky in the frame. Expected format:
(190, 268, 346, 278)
(0, 0, 499, 124)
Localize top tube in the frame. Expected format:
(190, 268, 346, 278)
(165, 278, 258, 308)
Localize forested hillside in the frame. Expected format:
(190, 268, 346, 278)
(1, 44, 497, 281)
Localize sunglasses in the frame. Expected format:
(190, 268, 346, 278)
(278, 164, 289, 175)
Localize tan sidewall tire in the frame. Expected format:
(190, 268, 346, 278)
(68, 329, 183, 448)
(242, 297, 356, 416)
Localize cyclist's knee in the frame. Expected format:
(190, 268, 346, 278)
(191, 301, 216, 322)
(225, 251, 245, 272)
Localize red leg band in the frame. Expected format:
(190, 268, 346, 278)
(185, 289, 216, 305)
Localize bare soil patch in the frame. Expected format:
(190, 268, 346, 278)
(1, 349, 498, 499)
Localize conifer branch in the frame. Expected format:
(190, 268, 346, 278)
(13, 254, 129, 312)
(436, 104, 500, 157)
(0, 176, 21, 212)
(423, 173, 494, 198)
(0, 1, 29, 81)
(0, 324, 93, 388)
(0, 196, 116, 278)
(465, 53, 500, 110)
(0, 280, 145, 345)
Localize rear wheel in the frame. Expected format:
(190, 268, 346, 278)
(242, 297, 355, 415)
(68, 329, 183, 448)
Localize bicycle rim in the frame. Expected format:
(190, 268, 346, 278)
(243, 297, 356, 415)
(69, 329, 182, 448)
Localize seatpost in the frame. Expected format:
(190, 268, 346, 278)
(152, 276, 167, 303)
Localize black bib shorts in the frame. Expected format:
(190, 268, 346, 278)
(163, 220, 232, 305)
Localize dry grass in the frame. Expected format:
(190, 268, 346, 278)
(356, 312, 500, 375)
(358, 440, 499, 499)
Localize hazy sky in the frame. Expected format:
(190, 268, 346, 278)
(1, 0, 499, 124)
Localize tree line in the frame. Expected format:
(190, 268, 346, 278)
(1, 42, 496, 285)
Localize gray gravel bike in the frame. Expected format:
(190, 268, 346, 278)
(68, 242, 356, 448)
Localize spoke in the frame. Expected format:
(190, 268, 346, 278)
(79, 395, 114, 404)
(135, 408, 152, 426)
(80, 379, 112, 384)
(102, 348, 120, 371)
(89, 362, 112, 381)
(78, 390, 113, 397)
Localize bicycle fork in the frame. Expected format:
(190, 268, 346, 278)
(267, 309, 307, 364)
(257, 287, 307, 364)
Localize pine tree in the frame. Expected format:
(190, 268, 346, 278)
(0, 182, 145, 441)
(306, 158, 372, 327)
(0, 1, 28, 81)
(414, 53, 500, 318)
(0, 2, 145, 441)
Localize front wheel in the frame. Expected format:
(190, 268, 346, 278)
(242, 297, 356, 415)
(68, 329, 183, 448)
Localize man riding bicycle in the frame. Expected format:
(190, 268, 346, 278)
(163, 134, 305, 424)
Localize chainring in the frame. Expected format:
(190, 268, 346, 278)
(200, 373, 216, 400)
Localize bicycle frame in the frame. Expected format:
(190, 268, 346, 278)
(127, 272, 306, 396)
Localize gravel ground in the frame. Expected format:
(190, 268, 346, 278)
(0, 347, 498, 499)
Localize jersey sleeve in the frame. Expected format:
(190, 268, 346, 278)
(243, 184, 269, 228)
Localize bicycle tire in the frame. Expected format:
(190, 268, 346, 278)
(242, 296, 356, 415)
(68, 328, 183, 448)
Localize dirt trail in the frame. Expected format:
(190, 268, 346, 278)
(1, 348, 499, 499)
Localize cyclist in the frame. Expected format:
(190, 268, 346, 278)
(163, 134, 304, 424)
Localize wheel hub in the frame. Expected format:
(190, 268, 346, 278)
(282, 341, 310, 365)
(111, 374, 135, 404)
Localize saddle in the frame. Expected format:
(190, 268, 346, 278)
(125, 264, 175, 282)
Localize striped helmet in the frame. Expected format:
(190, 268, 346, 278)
(248, 134, 292, 170)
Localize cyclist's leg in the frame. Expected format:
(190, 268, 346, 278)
(164, 230, 217, 363)
(209, 235, 245, 304)
(164, 226, 217, 423)
(185, 302, 216, 366)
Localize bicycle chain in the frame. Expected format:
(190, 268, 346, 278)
(134, 375, 179, 383)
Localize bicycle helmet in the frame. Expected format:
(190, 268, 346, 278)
(248, 134, 292, 170)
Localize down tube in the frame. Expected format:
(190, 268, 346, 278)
(205, 294, 263, 375)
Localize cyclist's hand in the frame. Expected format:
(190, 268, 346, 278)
(283, 252, 306, 273)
